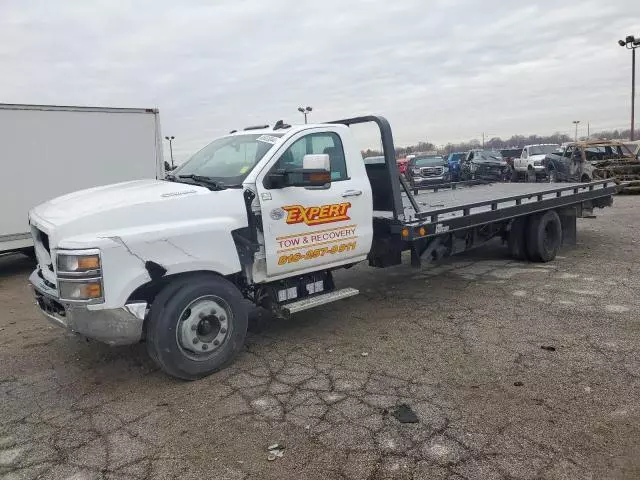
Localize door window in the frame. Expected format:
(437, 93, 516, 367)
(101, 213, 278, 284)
(271, 132, 348, 183)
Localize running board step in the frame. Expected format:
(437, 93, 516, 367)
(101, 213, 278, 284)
(283, 288, 359, 315)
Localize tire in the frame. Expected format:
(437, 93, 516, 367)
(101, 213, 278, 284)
(510, 168, 519, 183)
(526, 210, 562, 262)
(547, 168, 558, 183)
(508, 217, 528, 260)
(145, 274, 248, 380)
(580, 174, 591, 183)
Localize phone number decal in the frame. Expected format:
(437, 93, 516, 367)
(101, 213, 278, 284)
(278, 242, 357, 265)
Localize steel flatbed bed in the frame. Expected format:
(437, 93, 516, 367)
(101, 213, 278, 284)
(395, 179, 616, 239)
(333, 116, 617, 268)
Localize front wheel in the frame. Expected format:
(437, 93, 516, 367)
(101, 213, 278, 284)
(146, 274, 248, 380)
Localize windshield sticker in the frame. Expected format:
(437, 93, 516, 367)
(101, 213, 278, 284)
(256, 135, 279, 144)
(239, 165, 250, 174)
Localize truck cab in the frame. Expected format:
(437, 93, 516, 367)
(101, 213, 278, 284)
(29, 118, 388, 379)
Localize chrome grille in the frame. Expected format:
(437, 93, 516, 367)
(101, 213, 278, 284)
(421, 166, 444, 177)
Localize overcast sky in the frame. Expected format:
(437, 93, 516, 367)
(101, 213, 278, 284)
(1, 0, 638, 163)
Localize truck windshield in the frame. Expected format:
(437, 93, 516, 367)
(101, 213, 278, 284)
(173, 133, 283, 186)
(413, 156, 444, 166)
(529, 145, 558, 156)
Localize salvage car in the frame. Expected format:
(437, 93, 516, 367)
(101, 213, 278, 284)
(545, 140, 640, 188)
(446, 152, 466, 182)
(406, 155, 450, 188)
(500, 148, 523, 169)
(511, 144, 559, 182)
(461, 149, 510, 181)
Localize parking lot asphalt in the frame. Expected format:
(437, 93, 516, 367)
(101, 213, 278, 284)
(1, 196, 639, 480)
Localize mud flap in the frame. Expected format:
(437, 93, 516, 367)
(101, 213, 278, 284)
(558, 207, 577, 246)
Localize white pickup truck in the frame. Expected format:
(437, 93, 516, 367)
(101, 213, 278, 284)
(28, 116, 616, 379)
(512, 144, 560, 182)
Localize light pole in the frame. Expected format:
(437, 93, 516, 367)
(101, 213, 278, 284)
(164, 136, 175, 169)
(572, 121, 580, 142)
(618, 35, 639, 141)
(297, 106, 312, 124)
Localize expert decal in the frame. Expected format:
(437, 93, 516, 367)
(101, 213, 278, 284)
(282, 202, 351, 226)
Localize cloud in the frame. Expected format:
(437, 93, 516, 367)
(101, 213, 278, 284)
(1, 0, 638, 162)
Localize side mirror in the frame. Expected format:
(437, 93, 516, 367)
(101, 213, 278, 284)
(266, 154, 331, 189)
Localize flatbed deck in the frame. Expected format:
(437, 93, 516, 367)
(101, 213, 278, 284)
(380, 180, 617, 238)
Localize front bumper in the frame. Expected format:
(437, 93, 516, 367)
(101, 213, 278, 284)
(411, 175, 448, 185)
(29, 270, 147, 346)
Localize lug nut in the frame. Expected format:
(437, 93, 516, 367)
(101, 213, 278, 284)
(191, 324, 197, 331)
(202, 344, 208, 351)
(199, 311, 206, 319)
(219, 315, 226, 321)
(193, 338, 199, 344)
(220, 328, 227, 334)
(213, 340, 220, 346)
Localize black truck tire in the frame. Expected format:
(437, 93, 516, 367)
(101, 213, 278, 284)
(145, 274, 248, 380)
(507, 216, 528, 260)
(526, 210, 562, 262)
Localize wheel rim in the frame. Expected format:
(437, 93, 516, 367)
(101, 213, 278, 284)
(176, 295, 232, 360)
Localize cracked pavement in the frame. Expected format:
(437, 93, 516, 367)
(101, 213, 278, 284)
(1, 196, 639, 479)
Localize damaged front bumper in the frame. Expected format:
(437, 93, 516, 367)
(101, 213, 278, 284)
(29, 270, 147, 346)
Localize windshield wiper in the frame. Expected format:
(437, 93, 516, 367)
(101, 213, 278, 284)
(178, 174, 226, 190)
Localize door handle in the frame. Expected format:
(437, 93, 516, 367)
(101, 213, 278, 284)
(342, 189, 362, 198)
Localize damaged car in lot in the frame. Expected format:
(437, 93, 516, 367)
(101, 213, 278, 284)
(406, 154, 450, 188)
(461, 149, 510, 182)
(545, 140, 640, 192)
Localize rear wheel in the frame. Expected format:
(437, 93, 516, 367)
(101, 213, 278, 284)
(526, 210, 562, 262)
(146, 274, 248, 380)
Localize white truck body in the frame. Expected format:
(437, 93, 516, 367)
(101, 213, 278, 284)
(26, 116, 616, 379)
(0, 104, 163, 253)
(513, 144, 560, 178)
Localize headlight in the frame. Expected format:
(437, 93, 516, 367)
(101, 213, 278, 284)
(56, 250, 103, 302)
(57, 253, 101, 273)
(412, 168, 421, 174)
(58, 279, 103, 301)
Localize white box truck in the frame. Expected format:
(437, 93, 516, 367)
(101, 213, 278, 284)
(0, 103, 164, 254)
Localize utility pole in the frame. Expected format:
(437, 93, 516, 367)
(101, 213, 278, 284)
(164, 136, 175, 169)
(619, 35, 639, 140)
(572, 121, 580, 142)
(297, 106, 313, 124)
(482, 132, 485, 149)
(587, 122, 590, 138)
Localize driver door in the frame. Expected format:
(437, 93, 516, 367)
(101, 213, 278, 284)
(255, 129, 373, 279)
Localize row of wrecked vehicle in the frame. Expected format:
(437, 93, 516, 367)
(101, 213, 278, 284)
(398, 140, 640, 193)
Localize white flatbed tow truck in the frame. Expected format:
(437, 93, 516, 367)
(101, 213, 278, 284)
(28, 116, 616, 379)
